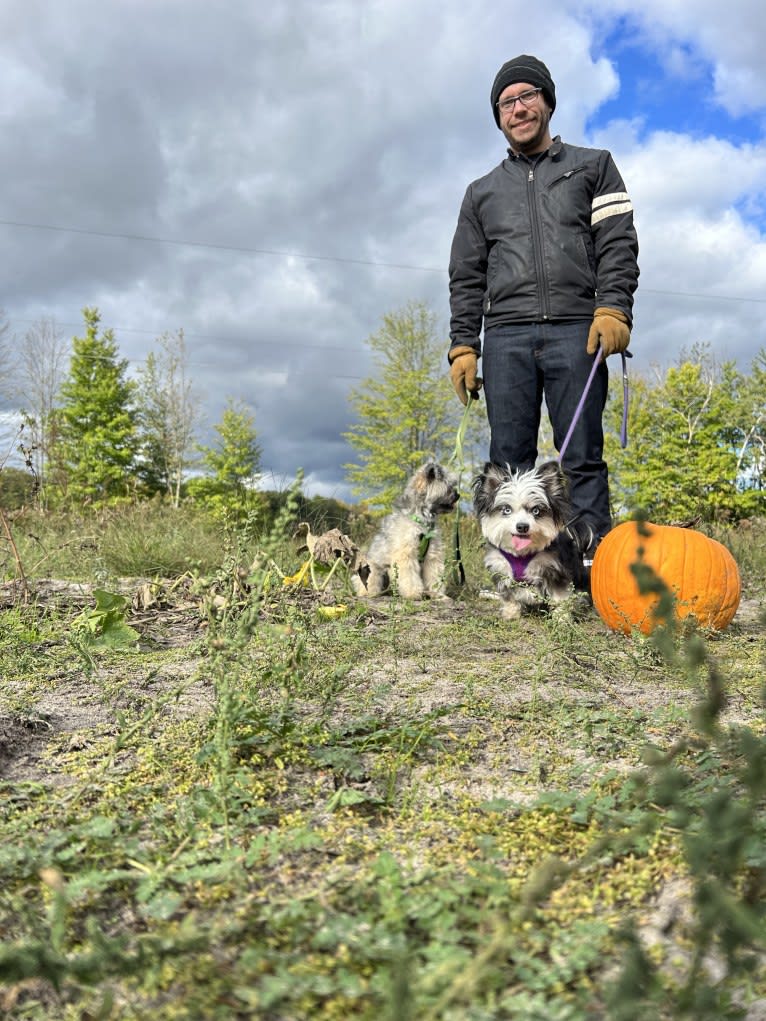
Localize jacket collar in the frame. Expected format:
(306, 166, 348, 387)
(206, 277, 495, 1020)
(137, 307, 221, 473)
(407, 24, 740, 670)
(507, 134, 563, 161)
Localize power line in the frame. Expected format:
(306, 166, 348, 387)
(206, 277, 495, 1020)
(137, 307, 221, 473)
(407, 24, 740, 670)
(3, 216, 766, 304)
(638, 287, 766, 305)
(4, 315, 364, 357)
(0, 218, 442, 273)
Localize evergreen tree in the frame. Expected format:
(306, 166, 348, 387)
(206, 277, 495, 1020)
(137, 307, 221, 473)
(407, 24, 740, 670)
(344, 302, 483, 511)
(188, 398, 262, 514)
(51, 308, 138, 505)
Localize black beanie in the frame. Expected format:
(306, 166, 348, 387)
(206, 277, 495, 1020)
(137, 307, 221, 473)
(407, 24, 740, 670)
(491, 55, 556, 127)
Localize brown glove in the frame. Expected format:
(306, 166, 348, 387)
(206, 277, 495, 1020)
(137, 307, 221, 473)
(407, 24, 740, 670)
(586, 307, 631, 357)
(448, 345, 482, 405)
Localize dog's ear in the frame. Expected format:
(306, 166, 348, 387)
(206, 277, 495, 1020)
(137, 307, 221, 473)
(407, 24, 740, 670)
(536, 461, 567, 493)
(536, 460, 563, 480)
(472, 461, 506, 514)
(410, 461, 435, 496)
(536, 461, 570, 524)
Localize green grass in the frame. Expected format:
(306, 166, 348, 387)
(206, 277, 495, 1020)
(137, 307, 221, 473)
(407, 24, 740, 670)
(0, 510, 764, 1019)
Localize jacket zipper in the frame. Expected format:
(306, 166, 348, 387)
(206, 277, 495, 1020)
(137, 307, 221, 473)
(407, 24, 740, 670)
(527, 166, 550, 320)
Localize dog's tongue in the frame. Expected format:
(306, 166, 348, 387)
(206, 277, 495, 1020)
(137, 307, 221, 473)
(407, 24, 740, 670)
(510, 536, 533, 552)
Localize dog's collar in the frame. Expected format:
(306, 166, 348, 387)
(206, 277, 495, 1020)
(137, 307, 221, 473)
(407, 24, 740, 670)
(496, 545, 532, 581)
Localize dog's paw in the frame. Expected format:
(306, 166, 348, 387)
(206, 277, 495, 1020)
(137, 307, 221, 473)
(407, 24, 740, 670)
(500, 599, 523, 621)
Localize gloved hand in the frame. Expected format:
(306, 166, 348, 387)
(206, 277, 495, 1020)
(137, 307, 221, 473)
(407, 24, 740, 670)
(586, 307, 631, 357)
(449, 345, 482, 405)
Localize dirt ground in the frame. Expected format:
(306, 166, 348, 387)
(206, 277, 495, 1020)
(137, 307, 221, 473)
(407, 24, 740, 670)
(0, 577, 208, 784)
(1, 577, 762, 793)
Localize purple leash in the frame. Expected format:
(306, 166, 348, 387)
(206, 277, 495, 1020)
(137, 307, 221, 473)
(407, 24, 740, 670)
(557, 348, 630, 464)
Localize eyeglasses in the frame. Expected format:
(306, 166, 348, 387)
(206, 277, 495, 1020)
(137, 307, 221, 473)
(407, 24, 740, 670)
(496, 87, 542, 113)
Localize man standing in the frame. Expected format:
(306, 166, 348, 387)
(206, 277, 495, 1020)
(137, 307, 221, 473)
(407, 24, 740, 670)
(448, 55, 639, 554)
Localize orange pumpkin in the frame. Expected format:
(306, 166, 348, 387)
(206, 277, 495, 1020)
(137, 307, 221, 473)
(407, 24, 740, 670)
(591, 521, 741, 634)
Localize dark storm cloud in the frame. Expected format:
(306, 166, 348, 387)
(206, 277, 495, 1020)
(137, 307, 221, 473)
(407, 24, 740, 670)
(3, 0, 766, 497)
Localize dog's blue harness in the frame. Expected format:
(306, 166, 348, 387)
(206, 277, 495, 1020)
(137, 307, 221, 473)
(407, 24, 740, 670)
(497, 547, 532, 581)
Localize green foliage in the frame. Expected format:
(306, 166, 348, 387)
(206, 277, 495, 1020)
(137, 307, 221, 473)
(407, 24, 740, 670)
(710, 516, 766, 594)
(344, 301, 485, 512)
(602, 534, 766, 1019)
(0, 466, 36, 509)
(734, 348, 766, 510)
(606, 345, 766, 522)
(51, 308, 138, 506)
(70, 590, 139, 649)
(190, 397, 263, 518)
(68, 589, 140, 675)
(1, 502, 232, 581)
(260, 488, 363, 536)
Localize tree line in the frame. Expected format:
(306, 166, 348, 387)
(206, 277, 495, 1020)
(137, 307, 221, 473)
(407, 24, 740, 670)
(343, 304, 765, 523)
(1, 303, 764, 523)
(1, 308, 261, 513)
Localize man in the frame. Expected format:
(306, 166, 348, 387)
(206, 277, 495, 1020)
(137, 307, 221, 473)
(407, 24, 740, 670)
(448, 54, 639, 555)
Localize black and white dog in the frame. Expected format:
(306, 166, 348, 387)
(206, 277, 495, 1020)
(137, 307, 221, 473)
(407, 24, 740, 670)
(472, 460, 592, 620)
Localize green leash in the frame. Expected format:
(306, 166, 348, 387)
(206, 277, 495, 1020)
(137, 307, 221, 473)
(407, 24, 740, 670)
(447, 396, 476, 587)
(417, 526, 435, 562)
(409, 513, 436, 562)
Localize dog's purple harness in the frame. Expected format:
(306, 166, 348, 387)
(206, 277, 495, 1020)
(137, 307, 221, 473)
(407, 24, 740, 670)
(497, 547, 532, 581)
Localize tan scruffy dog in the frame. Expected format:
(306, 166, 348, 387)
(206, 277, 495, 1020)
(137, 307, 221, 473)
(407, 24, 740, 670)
(353, 463, 460, 600)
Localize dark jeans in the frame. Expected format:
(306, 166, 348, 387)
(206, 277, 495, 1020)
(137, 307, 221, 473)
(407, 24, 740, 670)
(482, 321, 611, 543)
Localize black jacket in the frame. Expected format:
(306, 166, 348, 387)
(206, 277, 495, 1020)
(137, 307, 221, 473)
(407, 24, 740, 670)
(448, 136, 639, 354)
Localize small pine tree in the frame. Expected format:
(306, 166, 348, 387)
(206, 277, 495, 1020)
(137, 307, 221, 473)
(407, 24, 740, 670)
(50, 308, 138, 505)
(188, 398, 263, 516)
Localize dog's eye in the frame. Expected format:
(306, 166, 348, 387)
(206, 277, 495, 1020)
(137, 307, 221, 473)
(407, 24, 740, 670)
(501, 506, 513, 516)
(531, 506, 544, 517)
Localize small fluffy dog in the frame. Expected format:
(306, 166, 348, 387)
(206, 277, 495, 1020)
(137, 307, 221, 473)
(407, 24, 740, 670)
(353, 462, 459, 600)
(472, 460, 591, 620)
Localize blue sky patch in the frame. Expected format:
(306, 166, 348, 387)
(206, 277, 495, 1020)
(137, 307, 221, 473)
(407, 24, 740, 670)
(587, 23, 763, 145)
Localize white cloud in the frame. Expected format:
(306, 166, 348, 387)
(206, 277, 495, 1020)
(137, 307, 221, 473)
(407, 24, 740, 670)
(2, 0, 766, 494)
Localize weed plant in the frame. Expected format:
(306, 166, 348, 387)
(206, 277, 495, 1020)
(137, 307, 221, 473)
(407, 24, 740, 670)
(0, 511, 763, 1019)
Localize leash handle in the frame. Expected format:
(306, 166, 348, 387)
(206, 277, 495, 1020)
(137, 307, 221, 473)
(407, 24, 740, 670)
(620, 351, 630, 449)
(557, 347, 630, 463)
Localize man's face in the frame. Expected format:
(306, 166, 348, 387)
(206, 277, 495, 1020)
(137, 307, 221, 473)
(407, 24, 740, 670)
(497, 81, 552, 155)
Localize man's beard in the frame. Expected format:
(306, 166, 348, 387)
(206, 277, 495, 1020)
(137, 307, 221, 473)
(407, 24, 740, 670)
(505, 108, 551, 155)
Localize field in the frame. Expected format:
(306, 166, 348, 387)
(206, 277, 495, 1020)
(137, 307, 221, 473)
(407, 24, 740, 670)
(0, 504, 765, 1020)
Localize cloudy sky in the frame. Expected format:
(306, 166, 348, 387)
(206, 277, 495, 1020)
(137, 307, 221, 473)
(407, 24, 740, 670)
(2, 0, 766, 500)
